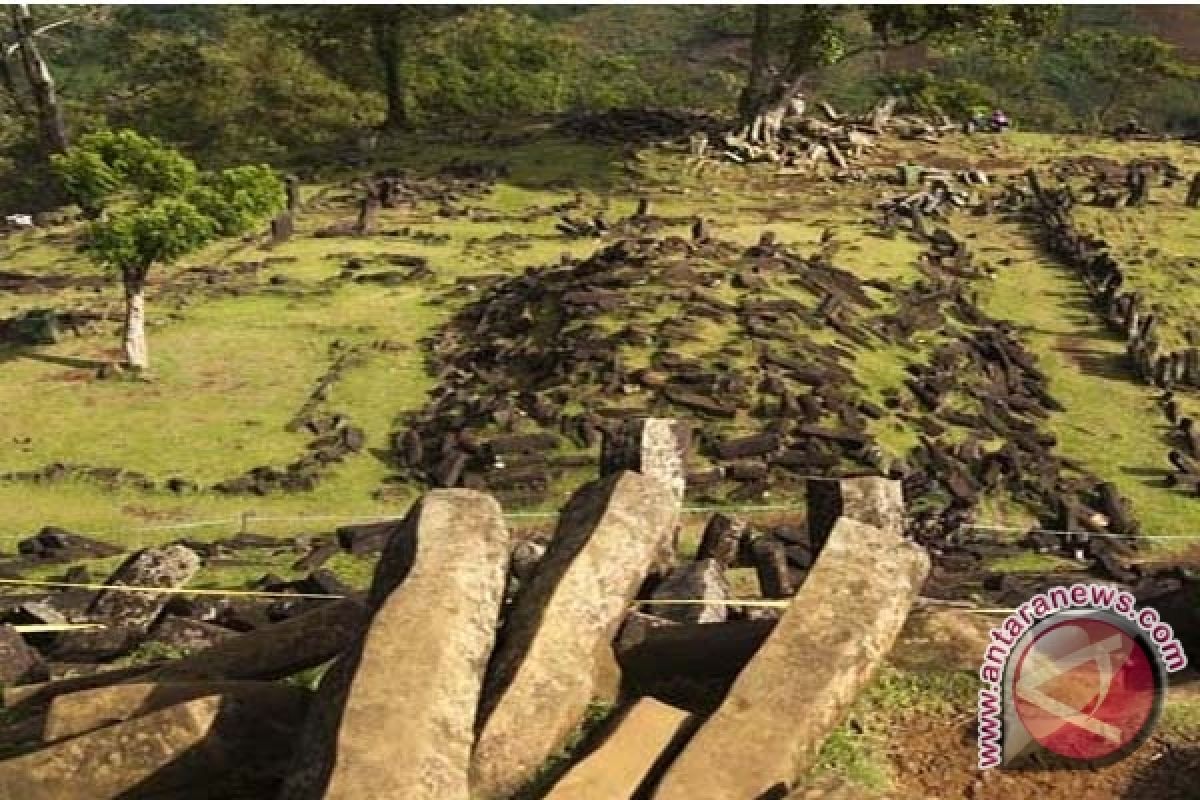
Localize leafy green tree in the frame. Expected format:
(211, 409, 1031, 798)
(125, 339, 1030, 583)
(52, 129, 282, 370)
(100, 12, 380, 164)
(407, 9, 575, 120)
(51, 129, 196, 215)
(261, 6, 463, 132)
(734, 5, 1061, 142)
(1055, 30, 1198, 130)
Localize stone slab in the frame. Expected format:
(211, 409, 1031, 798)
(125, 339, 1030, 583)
(0, 691, 303, 800)
(0, 623, 47, 686)
(42, 680, 309, 743)
(543, 698, 694, 800)
(280, 489, 510, 800)
(652, 518, 929, 800)
(601, 418, 691, 504)
(806, 477, 905, 553)
(472, 470, 681, 799)
(149, 597, 368, 682)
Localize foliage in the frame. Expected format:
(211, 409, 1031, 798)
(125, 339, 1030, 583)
(886, 70, 998, 119)
(87, 197, 216, 280)
(1054, 30, 1199, 129)
(3, 2, 1200, 216)
(186, 165, 286, 236)
(51, 129, 196, 213)
(54, 129, 282, 281)
(101, 12, 383, 164)
(407, 9, 575, 120)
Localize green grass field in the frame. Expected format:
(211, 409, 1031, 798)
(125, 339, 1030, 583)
(2, 128, 1199, 582)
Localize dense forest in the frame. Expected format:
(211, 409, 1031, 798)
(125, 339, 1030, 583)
(2, 4, 1199, 212)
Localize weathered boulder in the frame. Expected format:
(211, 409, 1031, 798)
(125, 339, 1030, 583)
(601, 417, 691, 504)
(0, 692, 305, 800)
(649, 559, 731, 623)
(472, 470, 681, 799)
(150, 597, 368, 682)
(0, 623, 47, 686)
(53, 544, 201, 660)
(42, 680, 309, 743)
(543, 698, 695, 800)
(806, 476, 905, 552)
(280, 490, 510, 800)
(652, 518, 929, 800)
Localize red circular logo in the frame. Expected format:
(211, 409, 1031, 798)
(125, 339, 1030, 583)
(1012, 616, 1161, 761)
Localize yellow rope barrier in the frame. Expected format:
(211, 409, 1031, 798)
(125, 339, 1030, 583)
(0, 577, 344, 600)
(10, 623, 107, 633)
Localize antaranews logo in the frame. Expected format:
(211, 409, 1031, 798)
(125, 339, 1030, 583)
(977, 583, 1187, 769)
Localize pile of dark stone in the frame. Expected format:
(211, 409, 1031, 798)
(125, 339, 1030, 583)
(388, 224, 904, 509)
(0, 270, 107, 293)
(383, 211, 1145, 574)
(1028, 167, 1200, 390)
(212, 419, 365, 496)
(719, 98, 960, 178)
(339, 253, 435, 286)
(0, 528, 376, 681)
(1157, 391, 1200, 494)
(887, 310, 1143, 575)
(313, 170, 497, 238)
(0, 462, 160, 492)
(213, 343, 368, 496)
(284, 345, 365, 434)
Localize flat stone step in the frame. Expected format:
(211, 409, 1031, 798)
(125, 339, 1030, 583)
(543, 698, 694, 800)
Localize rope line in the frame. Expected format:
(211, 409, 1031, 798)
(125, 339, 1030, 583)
(0, 504, 812, 542)
(964, 524, 1191, 541)
(11, 623, 107, 633)
(0, 577, 345, 600)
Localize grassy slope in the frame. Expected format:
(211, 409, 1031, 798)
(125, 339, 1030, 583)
(1, 128, 1198, 576)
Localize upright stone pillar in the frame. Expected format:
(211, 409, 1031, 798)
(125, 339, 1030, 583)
(471, 471, 681, 799)
(652, 518, 930, 800)
(806, 476, 906, 553)
(601, 417, 691, 504)
(280, 490, 511, 800)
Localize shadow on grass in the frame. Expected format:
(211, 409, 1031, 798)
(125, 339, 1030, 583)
(0, 342, 110, 371)
(19, 352, 108, 370)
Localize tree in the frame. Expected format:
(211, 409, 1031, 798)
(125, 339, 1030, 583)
(735, 5, 1061, 143)
(98, 11, 379, 165)
(52, 130, 283, 370)
(7, 4, 69, 155)
(261, 6, 465, 133)
(1055, 30, 1198, 130)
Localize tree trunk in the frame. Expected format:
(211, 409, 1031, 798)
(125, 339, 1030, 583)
(741, 73, 807, 146)
(737, 6, 773, 122)
(122, 278, 149, 370)
(373, 17, 407, 131)
(11, 5, 69, 155)
(0, 55, 29, 116)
